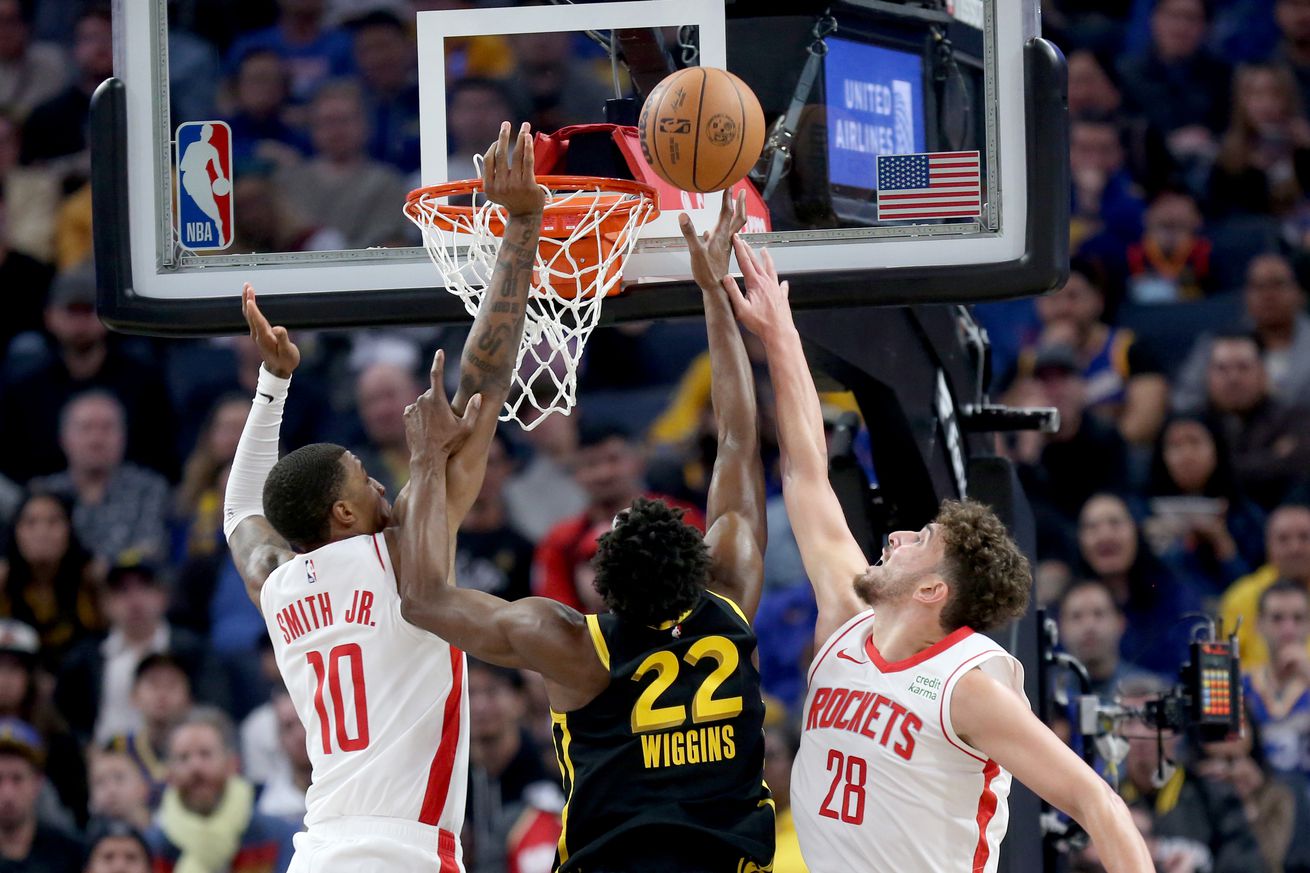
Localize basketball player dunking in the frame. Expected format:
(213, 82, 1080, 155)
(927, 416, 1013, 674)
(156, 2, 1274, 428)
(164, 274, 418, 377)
(398, 192, 775, 873)
(222, 122, 544, 873)
(720, 237, 1153, 873)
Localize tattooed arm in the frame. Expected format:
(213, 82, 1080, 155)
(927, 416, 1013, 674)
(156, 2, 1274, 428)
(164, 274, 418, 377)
(445, 122, 545, 534)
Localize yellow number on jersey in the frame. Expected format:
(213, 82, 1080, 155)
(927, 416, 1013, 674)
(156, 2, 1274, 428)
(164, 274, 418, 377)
(629, 635, 743, 733)
(631, 651, 687, 733)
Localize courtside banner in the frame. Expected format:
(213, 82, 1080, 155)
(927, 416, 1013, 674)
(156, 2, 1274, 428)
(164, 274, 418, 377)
(175, 121, 234, 251)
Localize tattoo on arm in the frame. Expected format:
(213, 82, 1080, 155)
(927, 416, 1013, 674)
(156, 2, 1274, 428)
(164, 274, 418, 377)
(456, 218, 539, 406)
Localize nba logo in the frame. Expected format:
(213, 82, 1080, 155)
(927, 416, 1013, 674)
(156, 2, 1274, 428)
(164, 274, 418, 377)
(176, 121, 234, 251)
(305, 558, 318, 585)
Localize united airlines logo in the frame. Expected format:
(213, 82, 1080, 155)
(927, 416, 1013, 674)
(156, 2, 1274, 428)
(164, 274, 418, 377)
(175, 121, 234, 251)
(892, 80, 914, 154)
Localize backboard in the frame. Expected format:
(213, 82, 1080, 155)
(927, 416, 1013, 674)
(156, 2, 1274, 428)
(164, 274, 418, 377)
(94, 0, 1068, 334)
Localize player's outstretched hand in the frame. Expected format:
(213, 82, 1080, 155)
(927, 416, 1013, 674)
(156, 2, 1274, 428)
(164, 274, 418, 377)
(405, 349, 482, 462)
(679, 190, 747, 292)
(241, 283, 300, 378)
(722, 237, 793, 342)
(482, 121, 545, 217)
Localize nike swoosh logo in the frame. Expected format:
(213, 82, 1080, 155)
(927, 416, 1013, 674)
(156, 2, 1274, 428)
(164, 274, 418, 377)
(836, 649, 867, 665)
(257, 391, 274, 402)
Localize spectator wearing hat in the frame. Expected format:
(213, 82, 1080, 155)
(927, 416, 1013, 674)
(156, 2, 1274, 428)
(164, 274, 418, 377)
(0, 491, 103, 667)
(56, 556, 227, 748)
(147, 708, 295, 873)
(87, 748, 151, 833)
(31, 392, 171, 562)
(0, 718, 85, 871)
(83, 817, 151, 873)
(0, 264, 177, 484)
(0, 619, 88, 828)
(102, 654, 195, 807)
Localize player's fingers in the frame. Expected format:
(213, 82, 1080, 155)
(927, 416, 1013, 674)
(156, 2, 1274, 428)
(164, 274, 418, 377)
(493, 121, 511, 183)
(430, 348, 445, 390)
(721, 275, 749, 311)
(272, 326, 289, 347)
(732, 236, 762, 285)
(514, 123, 532, 179)
(462, 393, 483, 424)
(760, 247, 778, 283)
(677, 213, 699, 247)
(780, 279, 790, 300)
(731, 190, 747, 233)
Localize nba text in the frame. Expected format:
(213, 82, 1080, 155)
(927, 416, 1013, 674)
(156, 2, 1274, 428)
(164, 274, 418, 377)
(275, 588, 377, 643)
(639, 724, 736, 769)
(805, 687, 922, 761)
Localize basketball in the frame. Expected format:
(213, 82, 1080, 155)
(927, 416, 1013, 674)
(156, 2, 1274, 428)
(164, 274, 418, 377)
(212, 177, 231, 197)
(638, 67, 765, 194)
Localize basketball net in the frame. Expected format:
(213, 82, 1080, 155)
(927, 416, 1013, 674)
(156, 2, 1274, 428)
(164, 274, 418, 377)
(405, 163, 657, 430)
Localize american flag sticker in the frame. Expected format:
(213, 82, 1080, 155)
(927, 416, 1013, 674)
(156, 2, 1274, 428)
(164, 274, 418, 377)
(875, 151, 982, 221)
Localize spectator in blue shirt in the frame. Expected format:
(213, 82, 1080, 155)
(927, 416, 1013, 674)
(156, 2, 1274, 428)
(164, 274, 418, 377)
(225, 0, 354, 105)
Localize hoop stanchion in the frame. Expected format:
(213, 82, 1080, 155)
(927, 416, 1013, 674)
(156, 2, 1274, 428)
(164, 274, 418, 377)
(404, 175, 658, 429)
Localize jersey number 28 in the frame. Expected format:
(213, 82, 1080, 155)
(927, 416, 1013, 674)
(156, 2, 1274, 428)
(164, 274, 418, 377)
(629, 635, 743, 733)
(307, 643, 370, 754)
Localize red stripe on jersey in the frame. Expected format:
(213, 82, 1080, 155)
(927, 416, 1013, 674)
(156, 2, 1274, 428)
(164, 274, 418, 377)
(371, 534, 386, 571)
(809, 612, 878, 684)
(937, 650, 1003, 764)
(865, 625, 973, 673)
(419, 647, 465, 828)
(438, 828, 459, 873)
(972, 760, 1001, 871)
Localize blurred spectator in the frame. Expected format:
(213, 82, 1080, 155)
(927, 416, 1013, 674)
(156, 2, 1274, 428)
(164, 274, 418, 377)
(1197, 331, 1310, 509)
(1075, 493, 1205, 674)
(225, 165, 347, 254)
(1222, 503, 1310, 666)
(1143, 414, 1267, 591)
(502, 412, 586, 542)
(763, 724, 807, 873)
(1242, 580, 1310, 778)
(1117, 0, 1231, 163)
(51, 182, 92, 271)
(224, 50, 309, 168)
(104, 654, 195, 806)
(456, 432, 534, 601)
(1012, 268, 1168, 445)
(252, 692, 307, 828)
(1007, 346, 1130, 559)
(146, 708, 295, 873)
(0, 492, 103, 667)
(56, 558, 227, 747)
(167, 17, 220, 125)
(87, 749, 151, 832)
(1042, 0, 1135, 52)
(347, 10, 420, 174)
(1055, 579, 1160, 702)
(275, 80, 412, 248)
(0, 620, 87, 827)
(1118, 683, 1267, 873)
(0, 719, 84, 871)
(225, 0, 354, 105)
(446, 77, 519, 182)
(1070, 114, 1147, 254)
(0, 474, 17, 527)
(0, 0, 67, 120)
(0, 112, 61, 265)
(1123, 189, 1216, 303)
(0, 266, 178, 483)
(351, 361, 417, 497)
(532, 421, 705, 611)
(505, 30, 612, 133)
(753, 584, 817, 715)
(174, 397, 250, 561)
(31, 392, 170, 562)
(83, 818, 152, 873)
(0, 178, 54, 355)
(1276, 0, 1310, 105)
(1194, 718, 1310, 873)
(1208, 64, 1310, 222)
(1174, 253, 1310, 412)
(236, 638, 282, 790)
(19, 4, 112, 180)
(465, 661, 562, 873)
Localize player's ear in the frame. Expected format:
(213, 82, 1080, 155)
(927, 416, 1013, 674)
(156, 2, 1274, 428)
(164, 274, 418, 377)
(915, 578, 949, 607)
(330, 497, 357, 530)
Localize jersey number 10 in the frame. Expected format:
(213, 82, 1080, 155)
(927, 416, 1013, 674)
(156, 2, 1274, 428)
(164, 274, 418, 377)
(307, 643, 371, 754)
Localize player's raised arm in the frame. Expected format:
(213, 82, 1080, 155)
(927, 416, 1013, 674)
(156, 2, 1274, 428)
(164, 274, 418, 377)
(723, 239, 867, 642)
(678, 193, 767, 621)
(951, 669, 1154, 872)
(224, 284, 297, 603)
(443, 121, 546, 532)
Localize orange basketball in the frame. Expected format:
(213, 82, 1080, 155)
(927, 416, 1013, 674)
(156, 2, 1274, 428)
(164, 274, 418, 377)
(638, 67, 766, 194)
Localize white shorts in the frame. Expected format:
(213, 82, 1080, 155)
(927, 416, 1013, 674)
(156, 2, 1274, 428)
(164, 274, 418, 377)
(287, 816, 464, 873)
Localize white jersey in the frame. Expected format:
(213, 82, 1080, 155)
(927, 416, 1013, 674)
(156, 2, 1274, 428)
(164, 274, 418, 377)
(792, 610, 1025, 873)
(262, 533, 468, 868)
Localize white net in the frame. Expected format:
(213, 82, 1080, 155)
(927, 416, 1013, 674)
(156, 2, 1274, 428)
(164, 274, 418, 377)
(406, 175, 656, 430)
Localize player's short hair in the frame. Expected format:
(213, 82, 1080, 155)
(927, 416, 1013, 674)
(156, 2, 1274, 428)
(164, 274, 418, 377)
(1258, 579, 1310, 616)
(263, 443, 348, 549)
(593, 497, 708, 626)
(935, 500, 1031, 632)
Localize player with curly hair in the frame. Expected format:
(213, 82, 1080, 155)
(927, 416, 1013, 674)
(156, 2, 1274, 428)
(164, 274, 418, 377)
(402, 193, 775, 873)
(721, 236, 1153, 873)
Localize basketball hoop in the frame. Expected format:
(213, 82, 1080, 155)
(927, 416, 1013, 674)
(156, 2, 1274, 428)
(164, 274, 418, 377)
(405, 174, 658, 430)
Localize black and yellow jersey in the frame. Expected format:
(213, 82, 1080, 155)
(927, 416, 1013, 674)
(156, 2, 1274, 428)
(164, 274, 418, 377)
(551, 589, 774, 873)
